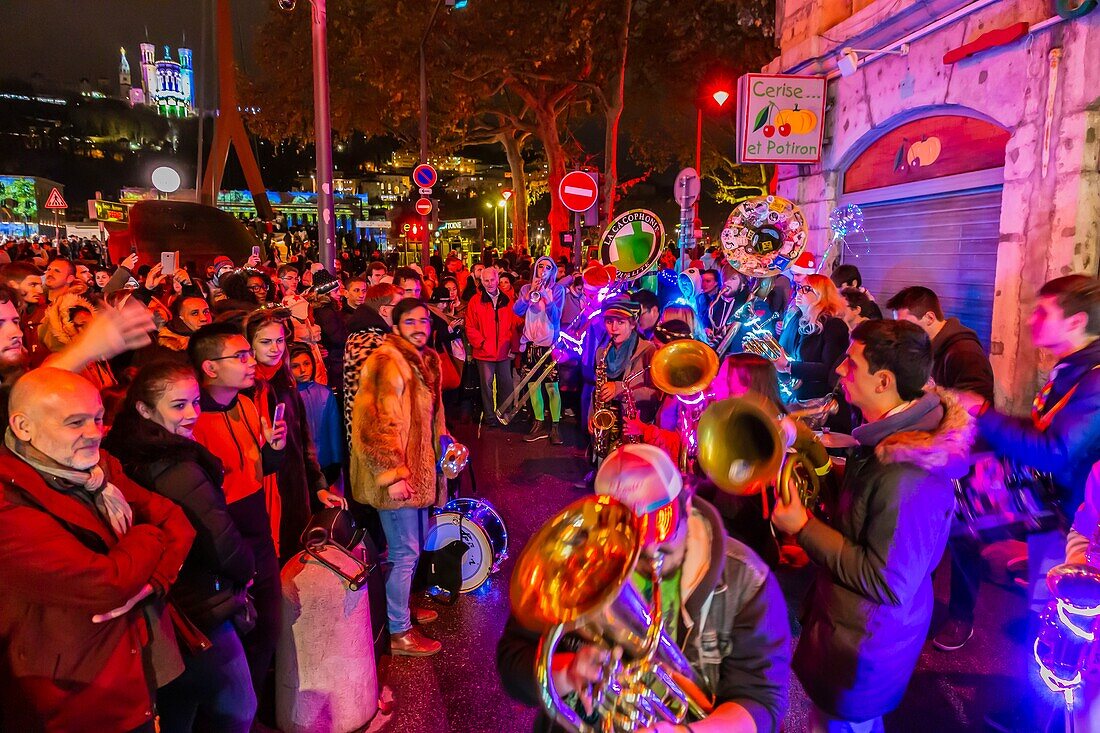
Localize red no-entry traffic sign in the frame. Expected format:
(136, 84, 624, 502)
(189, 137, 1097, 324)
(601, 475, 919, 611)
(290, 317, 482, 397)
(415, 197, 433, 216)
(558, 171, 598, 213)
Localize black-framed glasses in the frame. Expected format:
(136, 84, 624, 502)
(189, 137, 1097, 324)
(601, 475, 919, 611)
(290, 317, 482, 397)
(797, 284, 815, 294)
(210, 349, 255, 363)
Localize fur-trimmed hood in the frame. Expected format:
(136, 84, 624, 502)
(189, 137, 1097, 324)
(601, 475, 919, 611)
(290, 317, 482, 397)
(855, 388, 974, 479)
(39, 292, 95, 352)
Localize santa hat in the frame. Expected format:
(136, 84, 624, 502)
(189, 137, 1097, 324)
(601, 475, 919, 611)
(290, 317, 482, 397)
(789, 250, 818, 275)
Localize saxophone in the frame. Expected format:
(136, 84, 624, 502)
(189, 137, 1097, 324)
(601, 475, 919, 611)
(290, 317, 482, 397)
(618, 379, 641, 447)
(591, 357, 617, 456)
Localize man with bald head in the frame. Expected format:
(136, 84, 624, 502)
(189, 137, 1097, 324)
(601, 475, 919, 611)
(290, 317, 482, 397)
(0, 368, 194, 732)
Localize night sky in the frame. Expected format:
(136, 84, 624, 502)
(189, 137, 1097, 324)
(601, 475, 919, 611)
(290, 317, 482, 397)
(0, 0, 268, 97)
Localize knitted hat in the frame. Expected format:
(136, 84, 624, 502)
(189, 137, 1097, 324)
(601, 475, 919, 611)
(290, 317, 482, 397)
(789, 250, 818, 275)
(602, 295, 640, 319)
(212, 256, 234, 274)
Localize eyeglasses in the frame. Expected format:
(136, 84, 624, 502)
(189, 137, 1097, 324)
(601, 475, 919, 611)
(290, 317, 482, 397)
(248, 284, 267, 293)
(797, 284, 815, 294)
(210, 349, 255, 363)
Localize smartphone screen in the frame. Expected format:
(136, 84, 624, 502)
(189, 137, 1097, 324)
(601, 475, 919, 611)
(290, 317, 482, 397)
(160, 251, 178, 276)
(252, 245, 261, 259)
(273, 402, 286, 424)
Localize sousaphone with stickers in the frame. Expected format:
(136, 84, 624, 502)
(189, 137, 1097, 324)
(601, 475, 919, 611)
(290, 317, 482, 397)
(720, 195, 807, 278)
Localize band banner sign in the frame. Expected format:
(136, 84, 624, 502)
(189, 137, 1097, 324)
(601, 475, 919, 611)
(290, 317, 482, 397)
(598, 209, 664, 279)
(736, 74, 826, 164)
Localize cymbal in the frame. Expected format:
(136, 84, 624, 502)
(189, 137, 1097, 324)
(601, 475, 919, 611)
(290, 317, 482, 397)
(818, 431, 859, 449)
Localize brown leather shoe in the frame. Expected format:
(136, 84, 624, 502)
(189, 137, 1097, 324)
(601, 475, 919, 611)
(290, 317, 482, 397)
(412, 606, 439, 624)
(390, 628, 442, 657)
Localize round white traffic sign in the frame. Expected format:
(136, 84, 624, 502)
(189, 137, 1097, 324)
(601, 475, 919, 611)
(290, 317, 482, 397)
(558, 171, 599, 213)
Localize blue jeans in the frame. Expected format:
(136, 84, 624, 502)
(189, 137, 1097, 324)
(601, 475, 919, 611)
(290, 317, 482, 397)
(476, 358, 515, 421)
(378, 506, 429, 634)
(156, 620, 257, 733)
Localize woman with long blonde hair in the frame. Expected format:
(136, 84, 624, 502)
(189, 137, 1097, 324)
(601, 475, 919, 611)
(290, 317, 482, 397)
(774, 273, 849, 399)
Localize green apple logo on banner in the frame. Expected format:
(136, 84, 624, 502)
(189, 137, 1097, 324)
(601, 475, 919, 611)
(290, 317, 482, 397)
(599, 209, 664, 279)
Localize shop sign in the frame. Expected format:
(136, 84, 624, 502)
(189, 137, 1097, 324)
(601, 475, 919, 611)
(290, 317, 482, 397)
(736, 74, 826, 164)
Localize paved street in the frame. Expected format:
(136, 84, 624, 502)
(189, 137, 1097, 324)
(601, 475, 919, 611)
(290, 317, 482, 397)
(366, 413, 1054, 733)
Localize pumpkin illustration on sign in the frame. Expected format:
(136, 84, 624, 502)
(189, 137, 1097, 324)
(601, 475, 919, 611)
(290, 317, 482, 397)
(599, 209, 665, 279)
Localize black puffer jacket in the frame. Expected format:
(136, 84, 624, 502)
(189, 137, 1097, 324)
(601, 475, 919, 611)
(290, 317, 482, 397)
(786, 315, 849, 400)
(104, 409, 256, 631)
(931, 317, 994, 402)
(793, 389, 973, 720)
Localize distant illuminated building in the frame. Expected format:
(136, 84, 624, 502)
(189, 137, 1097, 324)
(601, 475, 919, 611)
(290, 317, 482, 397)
(127, 42, 194, 116)
(118, 47, 131, 99)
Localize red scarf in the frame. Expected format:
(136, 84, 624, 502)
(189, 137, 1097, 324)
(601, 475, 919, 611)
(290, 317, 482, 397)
(254, 360, 285, 554)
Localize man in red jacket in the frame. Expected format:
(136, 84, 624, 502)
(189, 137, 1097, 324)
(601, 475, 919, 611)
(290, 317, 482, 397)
(466, 266, 520, 429)
(0, 368, 195, 732)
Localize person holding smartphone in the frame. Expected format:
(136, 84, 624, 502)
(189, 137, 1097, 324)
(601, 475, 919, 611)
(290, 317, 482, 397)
(245, 310, 345, 563)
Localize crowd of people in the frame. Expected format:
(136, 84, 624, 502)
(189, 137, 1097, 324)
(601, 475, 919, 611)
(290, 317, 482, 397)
(0, 226, 1098, 733)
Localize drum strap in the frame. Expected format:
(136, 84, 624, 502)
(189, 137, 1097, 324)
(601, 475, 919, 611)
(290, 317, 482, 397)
(1032, 364, 1100, 431)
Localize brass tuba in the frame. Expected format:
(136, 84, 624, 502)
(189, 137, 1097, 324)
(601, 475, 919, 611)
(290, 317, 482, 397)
(696, 396, 831, 506)
(510, 495, 713, 733)
(650, 340, 720, 473)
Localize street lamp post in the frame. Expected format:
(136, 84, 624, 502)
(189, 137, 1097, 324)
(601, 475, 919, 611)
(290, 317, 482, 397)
(310, 0, 336, 271)
(278, 0, 337, 270)
(694, 86, 732, 243)
(498, 200, 507, 249)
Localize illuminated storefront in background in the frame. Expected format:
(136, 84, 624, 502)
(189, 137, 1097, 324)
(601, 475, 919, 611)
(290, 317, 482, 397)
(0, 176, 65, 237)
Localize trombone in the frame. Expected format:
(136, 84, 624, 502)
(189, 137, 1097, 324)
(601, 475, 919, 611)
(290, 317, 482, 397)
(510, 495, 714, 733)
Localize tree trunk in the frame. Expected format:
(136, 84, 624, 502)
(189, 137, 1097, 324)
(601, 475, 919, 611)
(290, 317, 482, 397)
(601, 0, 634, 224)
(498, 131, 529, 253)
(536, 107, 570, 261)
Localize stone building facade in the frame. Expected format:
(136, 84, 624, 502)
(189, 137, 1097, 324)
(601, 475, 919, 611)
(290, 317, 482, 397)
(766, 0, 1100, 410)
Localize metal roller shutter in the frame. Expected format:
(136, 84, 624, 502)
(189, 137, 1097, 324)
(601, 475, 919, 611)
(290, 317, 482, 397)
(846, 188, 1002, 348)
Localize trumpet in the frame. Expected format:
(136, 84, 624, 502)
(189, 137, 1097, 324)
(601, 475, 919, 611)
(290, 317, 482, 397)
(697, 395, 832, 506)
(510, 495, 714, 733)
(529, 289, 542, 303)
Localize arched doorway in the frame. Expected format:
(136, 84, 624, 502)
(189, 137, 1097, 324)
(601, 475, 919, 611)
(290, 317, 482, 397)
(840, 112, 1010, 347)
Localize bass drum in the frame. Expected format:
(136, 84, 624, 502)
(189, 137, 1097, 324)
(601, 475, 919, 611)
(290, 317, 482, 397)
(425, 498, 509, 593)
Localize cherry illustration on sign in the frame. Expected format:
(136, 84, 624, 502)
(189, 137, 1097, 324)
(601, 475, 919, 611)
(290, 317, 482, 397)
(415, 198, 433, 216)
(558, 171, 599, 213)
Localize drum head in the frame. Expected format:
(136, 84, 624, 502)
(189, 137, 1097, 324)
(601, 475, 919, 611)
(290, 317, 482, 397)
(426, 510, 494, 592)
(443, 498, 509, 571)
